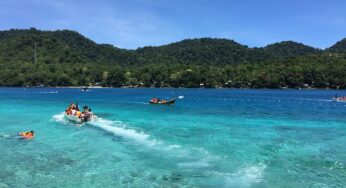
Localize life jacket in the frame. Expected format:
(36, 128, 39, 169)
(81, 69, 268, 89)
(19, 132, 34, 139)
(84, 112, 90, 118)
(66, 108, 72, 115)
(76, 111, 81, 117)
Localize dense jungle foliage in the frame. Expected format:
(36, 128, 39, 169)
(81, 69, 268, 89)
(1, 28, 346, 88)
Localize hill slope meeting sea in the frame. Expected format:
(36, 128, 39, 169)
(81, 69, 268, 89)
(0, 28, 346, 88)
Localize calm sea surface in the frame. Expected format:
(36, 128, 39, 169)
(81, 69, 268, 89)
(0, 88, 345, 187)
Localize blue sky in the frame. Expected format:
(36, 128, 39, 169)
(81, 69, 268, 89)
(0, 0, 345, 49)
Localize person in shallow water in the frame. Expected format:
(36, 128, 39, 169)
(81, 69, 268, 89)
(18, 131, 35, 139)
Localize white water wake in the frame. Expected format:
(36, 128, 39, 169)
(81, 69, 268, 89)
(88, 117, 160, 146)
(0, 134, 12, 138)
(52, 113, 266, 187)
(52, 112, 168, 147)
(222, 164, 266, 187)
(39, 91, 58, 94)
(52, 112, 67, 124)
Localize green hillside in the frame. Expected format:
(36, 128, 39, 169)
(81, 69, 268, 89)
(0, 28, 345, 88)
(263, 41, 321, 58)
(326, 38, 346, 53)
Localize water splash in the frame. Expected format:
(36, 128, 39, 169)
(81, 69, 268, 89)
(51, 113, 264, 187)
(88, 117, 159, 146)
(52, 112, 67, 124)
(39, 91, 58, 94)
(52, 112, 161, 146)
(224, 164, 266, 187)
(0, 134, 12, 138)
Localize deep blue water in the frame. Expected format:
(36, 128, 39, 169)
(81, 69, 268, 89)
(0, 88, 345, 187)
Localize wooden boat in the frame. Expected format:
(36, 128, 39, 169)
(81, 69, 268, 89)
(149, 98, 175, 105)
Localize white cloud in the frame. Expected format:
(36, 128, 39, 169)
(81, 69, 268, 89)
(18, 0, 176, 48)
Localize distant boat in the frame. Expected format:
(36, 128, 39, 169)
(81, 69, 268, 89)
(149, 98, 175, 105)
(333, 96, 346, 102)
(80, 87, 89, 91)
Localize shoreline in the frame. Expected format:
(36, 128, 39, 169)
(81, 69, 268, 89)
(0, 86, 344, 90)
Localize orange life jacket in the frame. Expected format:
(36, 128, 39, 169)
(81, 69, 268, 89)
(76, 111, 81, 117)
(19, 132, 34, 139)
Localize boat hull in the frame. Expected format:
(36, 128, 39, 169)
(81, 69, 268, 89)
(149, 99, 175, 105)
(64, 114, 82, 124)
(333, 98, 346, 102)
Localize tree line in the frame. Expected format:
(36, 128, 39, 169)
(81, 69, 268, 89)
(0, 28, 346, 88)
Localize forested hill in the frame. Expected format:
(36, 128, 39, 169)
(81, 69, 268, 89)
(326, 38, 346, 53)
(0, 28, 346, 88)
(136, 38, 270, 64)
(263, 41, 321, 58)
(0, 29, 136, 65)
(0, 28, 328, 65)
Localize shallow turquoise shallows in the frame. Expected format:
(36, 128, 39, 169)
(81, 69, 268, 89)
(0, 88, 345, 187)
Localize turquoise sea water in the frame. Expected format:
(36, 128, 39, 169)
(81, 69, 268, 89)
(0, 88, 346, 187)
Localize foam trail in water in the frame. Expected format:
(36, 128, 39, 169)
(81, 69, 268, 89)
(112, 101, 148, 105)
(52, 113, 162, 146)
(52, 113, 248, 187)
(0, 134, 12, 138)
(131, 102, 149, 105)
(52, 112, 68, 124)
(89, 118, 223, 167)
(280, 97, 333, 102)
(52, 113, 225, 175)
(88, 118, 219, 167)
(39, 91, 58, 94)
(224, 164, 266, 187)
(89, 117, 159, 146)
